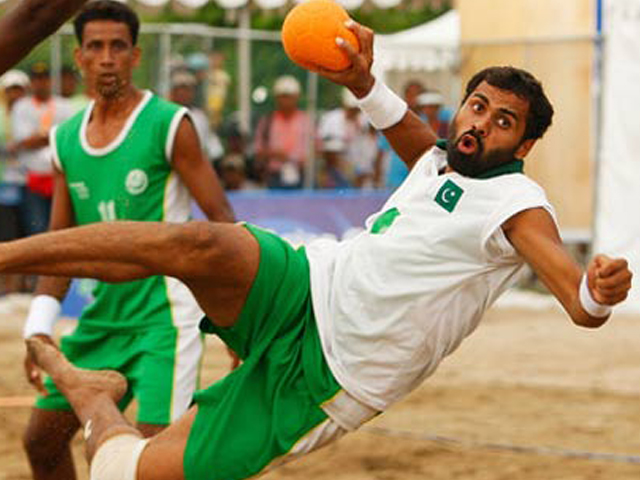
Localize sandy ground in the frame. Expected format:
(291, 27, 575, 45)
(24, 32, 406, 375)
(1, 292, 640, 480)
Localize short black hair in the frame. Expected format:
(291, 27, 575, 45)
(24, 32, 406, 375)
(73, 0, 140, 46)
(462, 66, 554, 141)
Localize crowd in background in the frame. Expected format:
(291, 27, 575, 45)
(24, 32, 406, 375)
(245, 74, 451, 191)
(0, 57, 452, 293)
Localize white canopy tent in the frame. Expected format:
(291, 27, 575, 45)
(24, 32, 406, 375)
(171, 0, 404, 9)
(594, 0, 640, 312)
(104, 0, 403, 9)
(373, 10, 461, 107)
(374, 10, 460, 73)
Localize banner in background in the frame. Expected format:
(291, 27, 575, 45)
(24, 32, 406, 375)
(62, 190, 389, 317)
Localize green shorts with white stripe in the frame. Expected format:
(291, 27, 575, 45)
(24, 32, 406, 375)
(183, 224, 343, 480)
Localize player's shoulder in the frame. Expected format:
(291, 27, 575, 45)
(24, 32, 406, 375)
(139, 92, 189, 134)
(497, 171, 546, 195)
(146, 92, 185, 116)
(473, 173, 549, 213)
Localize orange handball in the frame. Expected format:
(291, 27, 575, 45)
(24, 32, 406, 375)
(282, 0, 360, 72)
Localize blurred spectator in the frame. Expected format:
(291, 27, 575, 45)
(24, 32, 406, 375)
(318, 89, 381, 189)
(253, 75, 312, 189)
(378, 79, 425, 190)
(169, 69, 224, 162)
(60, 64, 90, 112)
(416, 90, 449, 139)
(218, 153, 259, 191)
(403, 79, 426, 114)
(9, 62, 74, 234)
(0, 69, 29, 293)
(207, 51, 231, 130)
(186, 52, 209, 109)
(0, 69, 29, 158)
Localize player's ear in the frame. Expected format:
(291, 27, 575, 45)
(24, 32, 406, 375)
(515, 138, 536, 159)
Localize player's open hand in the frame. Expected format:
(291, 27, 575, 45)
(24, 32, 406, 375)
(312, 21, 376, 99)
(23, 334, 57, 394)
(587, 254, 632, 306)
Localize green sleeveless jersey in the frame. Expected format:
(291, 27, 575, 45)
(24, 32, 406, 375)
(51, 91, 200, 331)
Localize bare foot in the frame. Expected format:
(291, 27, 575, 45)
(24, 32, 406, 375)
(26, 337, 127, 403)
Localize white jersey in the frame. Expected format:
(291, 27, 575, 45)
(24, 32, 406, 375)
(306, 145, 556, 412)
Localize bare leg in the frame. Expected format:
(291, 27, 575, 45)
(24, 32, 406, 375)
(27, 337, 194, 480)
(136, 409, 196, 480)
(26, 338, 134, 460)
(137, 423, 167, 438)
(0, 221, 260, 327)
(23, 409, 80, 480)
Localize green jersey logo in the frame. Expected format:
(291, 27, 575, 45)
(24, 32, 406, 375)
(126, 169, 149, 196)
(435, 179, 464, 213)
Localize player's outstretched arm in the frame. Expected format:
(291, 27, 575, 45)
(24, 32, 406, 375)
(503, 208, 632, 328)
(0, 0, 89, 75)
(313, 21, 437, 170)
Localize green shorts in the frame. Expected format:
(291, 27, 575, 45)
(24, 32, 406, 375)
(183, 224, 342, 480)
(36, 324, 202, 425)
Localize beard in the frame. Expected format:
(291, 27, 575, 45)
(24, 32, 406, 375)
(95, 74, 127, 99)
(446, 126, 520, 178)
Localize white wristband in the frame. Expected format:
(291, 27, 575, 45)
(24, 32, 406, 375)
(579, 274, 612, 318)
(23, 295, 62, 339)
(355, 78, 408, 130)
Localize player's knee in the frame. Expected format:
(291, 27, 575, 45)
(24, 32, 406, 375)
(173, 221, 229, 274)
(90, 434, 149, 480)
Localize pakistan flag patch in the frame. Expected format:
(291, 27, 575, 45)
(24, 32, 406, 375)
(435, 179, 464, 213)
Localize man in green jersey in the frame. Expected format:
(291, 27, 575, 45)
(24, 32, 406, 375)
(20, 2, 234, 479)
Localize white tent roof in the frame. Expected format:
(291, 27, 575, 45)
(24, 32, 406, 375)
(64, 0, 403, 9)
(0, 0, 404, 9)
(374, 10, 460, 72)
(213, 0, 402, 8)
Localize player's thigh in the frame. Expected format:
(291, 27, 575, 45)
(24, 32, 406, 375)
(136, 423, 166, 438)
(24, 407, 80, 453)
(185, 223, 260, 328)
(137, 407, 197, 480)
